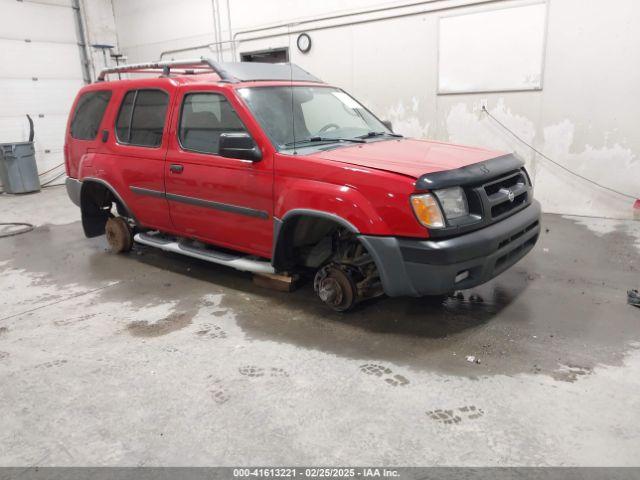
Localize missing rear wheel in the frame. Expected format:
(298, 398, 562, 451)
(105, 217, 132, 253)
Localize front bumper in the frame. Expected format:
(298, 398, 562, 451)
(359, 200, 541, 297)
(66, 177, 82, 207)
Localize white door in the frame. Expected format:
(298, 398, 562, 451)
(0, 0, 86, 185)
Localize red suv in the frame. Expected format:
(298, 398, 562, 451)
(65, 59, 540, 311)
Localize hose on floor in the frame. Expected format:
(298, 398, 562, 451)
(0, 170, 64, 237)
(0, 223, 35, 239)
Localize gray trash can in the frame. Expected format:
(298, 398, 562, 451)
(0, 142, 40, 194)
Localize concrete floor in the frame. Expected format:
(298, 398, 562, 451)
(1, 185, 639, 466)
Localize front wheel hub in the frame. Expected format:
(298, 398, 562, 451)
(314, 265, 357, 312)
(318, 277, 342, 305)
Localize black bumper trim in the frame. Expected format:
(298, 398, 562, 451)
(360, 200, 541, 297)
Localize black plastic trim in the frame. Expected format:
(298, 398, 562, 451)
(129, 186, 268, 219)
(358, 235, 417, 297)
(129, 186, 165, 199)
(415, 154, 524, 191)
(81, 177, 137, 223)
(399, 201, 540, 265)
(360, 201, 541, 297)
(271, 209, 360, 270)
(279, 209, 359, 232)
(166, 192, 269, 219)
(424, 161, 533, 239)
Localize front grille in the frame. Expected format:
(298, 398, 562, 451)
(492, 191, 527, 217)
(484, 170, 525, 196)
(426, 164, 534, 239)
(481, 170, 529, 221)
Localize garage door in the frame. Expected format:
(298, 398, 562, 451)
(0, 0, 86, 185)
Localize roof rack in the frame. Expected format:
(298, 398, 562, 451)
(96, 58, 236, 82)
(96, 58, 324, 84)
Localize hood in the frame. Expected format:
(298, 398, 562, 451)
(310, 138, 505, 179)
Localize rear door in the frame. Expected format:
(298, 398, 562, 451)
(99, 86, 174, 231)
(164, 86, 273, 258)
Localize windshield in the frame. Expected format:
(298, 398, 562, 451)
(237, 86, 391, 150)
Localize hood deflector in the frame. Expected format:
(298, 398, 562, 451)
(415, 154, 524, 191)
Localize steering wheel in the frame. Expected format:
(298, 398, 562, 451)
(317, 123, 340, 134)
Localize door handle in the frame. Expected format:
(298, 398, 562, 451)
(169, 164, 184, 173)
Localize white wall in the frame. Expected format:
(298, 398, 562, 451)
(240, 0, 640, 220)
(107, 1, 640, 217)
(80, 0, 119, 79)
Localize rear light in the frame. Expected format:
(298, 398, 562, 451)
(410, 193, 445, 229)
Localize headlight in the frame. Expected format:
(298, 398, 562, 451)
(434, 187, 468, 220)
(410, 193, 445, 228)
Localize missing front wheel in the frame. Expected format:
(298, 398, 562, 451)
(314, 264, 358, 312)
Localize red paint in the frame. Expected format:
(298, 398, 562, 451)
(311, 138, 502, 179)
(65, 75, 509, 259)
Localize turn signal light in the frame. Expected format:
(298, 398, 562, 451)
(410, 193, 445, 229)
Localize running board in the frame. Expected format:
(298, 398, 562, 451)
(134, 232, 275, 275)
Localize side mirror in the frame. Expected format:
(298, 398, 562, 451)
(382, 120, 393, 132)
(219, 132, 262, 161)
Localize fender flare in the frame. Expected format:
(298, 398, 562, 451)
(80, 177, 137, 223)
(271, 208, 360, 271)
(279, 208, 359, 232)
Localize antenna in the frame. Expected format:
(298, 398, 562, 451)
(287, 25, 297, 154)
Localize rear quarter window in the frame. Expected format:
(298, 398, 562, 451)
(70, 91, 112, 140)
(115, 89, 169, 148)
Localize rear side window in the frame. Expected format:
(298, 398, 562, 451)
(115, 89, 169, 147)
(70, 91, 112, 140)
(178, 93, 247, 154)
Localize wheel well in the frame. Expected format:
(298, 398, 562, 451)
(273, 215, 348, 271)
(80, 181, 130, 238)
(273, 214, 383, 307)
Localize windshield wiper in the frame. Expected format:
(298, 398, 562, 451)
(284, 136, 365, 147)
(356, 131, 403, 139)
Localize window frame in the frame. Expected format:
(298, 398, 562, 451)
(177, 90, 252, 157)
(70, 90, 113, 141)
(114, 88, 170, 149)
